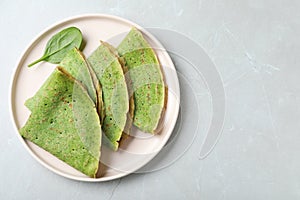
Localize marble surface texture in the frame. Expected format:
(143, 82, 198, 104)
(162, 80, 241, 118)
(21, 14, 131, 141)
(1, 0, 300, 199)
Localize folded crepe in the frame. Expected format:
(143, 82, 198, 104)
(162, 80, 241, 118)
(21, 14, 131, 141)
(117, 27, 165, 133)
(88, 41, 130, 151)
(20, 67, 102, 178)
(59, 48, 103, 120)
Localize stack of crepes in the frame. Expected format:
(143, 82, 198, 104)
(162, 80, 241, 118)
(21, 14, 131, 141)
(20, 27, 166, 178)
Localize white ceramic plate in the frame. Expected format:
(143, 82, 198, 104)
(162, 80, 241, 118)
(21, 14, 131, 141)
(10, 14, 180, 182)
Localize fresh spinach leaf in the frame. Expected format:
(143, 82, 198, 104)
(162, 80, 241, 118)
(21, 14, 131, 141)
(28, 27, 83, 67)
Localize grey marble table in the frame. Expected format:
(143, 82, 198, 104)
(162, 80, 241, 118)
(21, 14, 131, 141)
(1, 0, 300, 199)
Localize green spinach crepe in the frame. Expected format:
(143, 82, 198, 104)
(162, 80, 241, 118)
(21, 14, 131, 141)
(88, 41, 129, 151)
(117, 27, 165, 133)
(20, 67, 102, 178)
(60, 48, 103, 119)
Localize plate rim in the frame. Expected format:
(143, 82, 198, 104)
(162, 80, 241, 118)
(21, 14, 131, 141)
(10, 13, 180, 182)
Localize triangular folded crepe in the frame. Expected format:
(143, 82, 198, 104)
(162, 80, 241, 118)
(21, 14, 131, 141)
(20, 67, 102, 177)
(88, 41, 129, 151)
(117, 27, 165, 133)
(60, 48, 103, 119)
